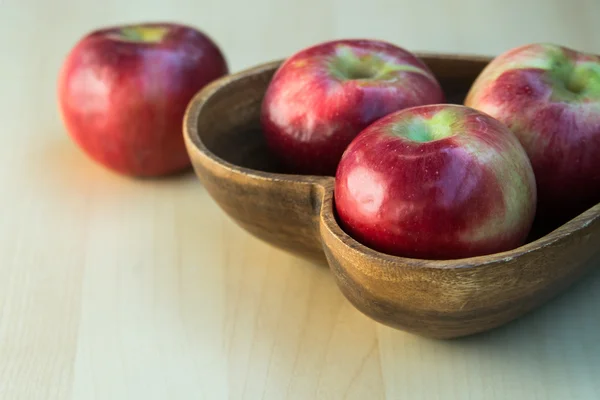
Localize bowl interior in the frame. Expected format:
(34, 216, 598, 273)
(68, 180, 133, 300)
(193, 68, 284, 174)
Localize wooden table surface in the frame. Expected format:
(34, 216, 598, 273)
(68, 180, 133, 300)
(1, 0, 599, 398)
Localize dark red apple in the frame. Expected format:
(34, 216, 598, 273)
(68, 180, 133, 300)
(58, 22, 228, 177)
(334, 104, 537, 260)
(261, 39, 445, 176)
(465, 43, 600, 224)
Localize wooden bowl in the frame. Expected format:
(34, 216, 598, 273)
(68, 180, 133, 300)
(183, 54, 600, 339)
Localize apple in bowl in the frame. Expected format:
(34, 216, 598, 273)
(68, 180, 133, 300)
(465, 43, 600, 224)
(334, 104, 537, 260)
(58, 22, 228, 177)
(261, 39, 445, 176)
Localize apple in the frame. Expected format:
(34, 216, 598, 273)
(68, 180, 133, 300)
(260, 39, 445, 176)
(334, 104, 537, 260)
(58, 22, 228, 177)
(465, 43, 600, 223)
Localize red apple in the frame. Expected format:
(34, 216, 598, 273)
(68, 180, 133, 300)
(261, 39, 445, 176)
(58, 22, 228, 177)
(465, 43, 600, 223)
(334, 104, 537, 260)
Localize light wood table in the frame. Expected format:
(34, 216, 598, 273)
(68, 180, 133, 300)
(1, 0, 599, 398)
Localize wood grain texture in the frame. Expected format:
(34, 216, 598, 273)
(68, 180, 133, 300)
(2, 0, 600, 398)
(322, 192, 600, 338)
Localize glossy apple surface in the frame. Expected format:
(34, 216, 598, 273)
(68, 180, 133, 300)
(465, 43, 600, 223)
(261, 39, 445, 176)
(334, 104, 537, 260)
(58, 22, 228, 177)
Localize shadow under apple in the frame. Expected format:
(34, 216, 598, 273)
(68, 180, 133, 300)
(23, 133, 201, 199)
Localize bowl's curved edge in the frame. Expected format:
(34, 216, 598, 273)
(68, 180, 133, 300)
(183, 60, 333, 262)
(322, 196, 600, 271)
(319, 185, 600, 338)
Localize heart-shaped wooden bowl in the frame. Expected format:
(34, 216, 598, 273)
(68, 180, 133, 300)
(183, 54, 600, 339)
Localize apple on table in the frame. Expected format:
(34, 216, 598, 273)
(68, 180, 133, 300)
(334, 104, 537, 260)
(261, 39, 446, 176)
(465, 43, 600, 225)
(58, 22, 228, 177)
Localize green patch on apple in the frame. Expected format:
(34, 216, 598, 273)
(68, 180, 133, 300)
(393, 109, 458, 142)
(118, 26, 169, 43)
(329, 45, 431, 82)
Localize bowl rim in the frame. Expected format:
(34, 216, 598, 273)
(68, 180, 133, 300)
(183, 56, 600, 269)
